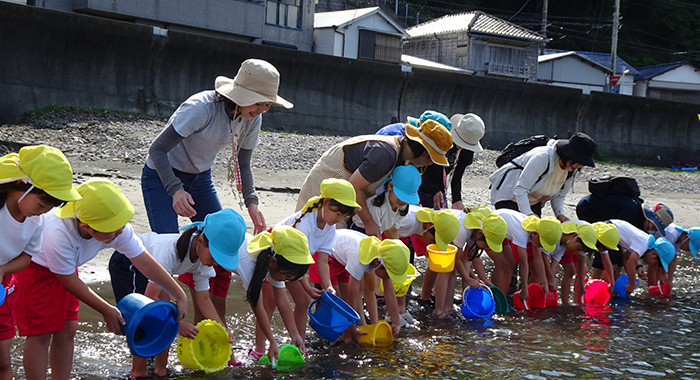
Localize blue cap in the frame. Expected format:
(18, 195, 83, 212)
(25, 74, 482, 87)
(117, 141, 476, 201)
(183, 209, 246, 271)
(649, 236, 674, 272)
(407, 110, 452, 131)
(674, 226, 700, 257)
(390, 165, 421, 205)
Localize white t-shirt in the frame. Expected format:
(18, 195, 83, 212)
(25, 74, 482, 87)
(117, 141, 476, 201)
(233, 234, 285, 290)
(331, 229, 373, 281)
(138, 232, 216, 292)
(276, 210, 335, 255)
(32, 212, 145, 275)
(610, 219, 650, 257)
(653, 223, 683, 255)
(494, 208, 530, 248)
(444, 209, 473, 250)
(351, 189, 406, 233)
(0, 204, 44, 266)
(397, 205, 428, 238)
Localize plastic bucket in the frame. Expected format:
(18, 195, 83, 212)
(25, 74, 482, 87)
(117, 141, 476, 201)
(489, 286, 509, 314)
(308, 291, 361, 342)
(460, 286, 496, 319)
(258, 344, 305, 370)
(357, 320, 393, 346)
(513, 283, 546, 310)
(116, 293, 180, 358)
(176, 319, 231, 373)
(614, 274, 639, 298)
(0, 286, 5, 307)
(584, 279, 611, 305)
(648, 281, 671, 298)
(427, 244, 457, 273)
(380, 264, 420, 297)
(545, 290, 558, 307)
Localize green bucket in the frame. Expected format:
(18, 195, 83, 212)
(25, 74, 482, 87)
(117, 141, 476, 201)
(489, 285, 509, 314)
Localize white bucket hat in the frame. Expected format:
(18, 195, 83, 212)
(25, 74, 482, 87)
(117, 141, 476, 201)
(215, 59, 293, 109)
(449, 113, 485, 152)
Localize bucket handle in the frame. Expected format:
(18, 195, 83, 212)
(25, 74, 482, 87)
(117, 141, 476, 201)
(308, 298, 355, 329)
(462, 283, 493, 301)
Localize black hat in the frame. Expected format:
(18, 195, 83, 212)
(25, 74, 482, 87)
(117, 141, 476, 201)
(558, 132, 596, 167)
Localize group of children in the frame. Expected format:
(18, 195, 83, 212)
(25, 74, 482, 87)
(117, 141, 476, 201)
(1, 142, 697, 380)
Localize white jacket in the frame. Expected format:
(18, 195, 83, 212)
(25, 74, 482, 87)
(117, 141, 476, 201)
(489, 139, 576, 217)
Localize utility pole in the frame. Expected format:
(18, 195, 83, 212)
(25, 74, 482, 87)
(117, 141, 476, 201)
(540, 0, 548, 55)
(610, 0, 620, 74)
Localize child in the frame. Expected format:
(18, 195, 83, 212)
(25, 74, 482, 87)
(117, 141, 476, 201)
(431, 207, 507, 318)
(0, 145, 81, 380)
(574, 221, 620, 303)
(109, 208, 247, 378)
(250, 178, 360, 360)
(493, 209, 562, 302)
(605, 219, 674, 295)
(15, 179, 188, 380)
(546, 221, 598, 304)
(348, 164, 422, 238)
(323, 229, 409, 341)
(654, 225, 700, 289)
(239, 226, 315, 362)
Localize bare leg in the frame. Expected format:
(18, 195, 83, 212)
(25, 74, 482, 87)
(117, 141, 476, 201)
(420, 268, 437, 302)
(286, 280, 311, 340)
(560, 262, 576, 305)
(24, 333, 52, 380)
(254, 282, 276, 353)
(48, 320, 77, 380)
(0, 339, 12, 380)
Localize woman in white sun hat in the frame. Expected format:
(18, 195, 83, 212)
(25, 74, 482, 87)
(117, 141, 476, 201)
(141, 58, 292, 337)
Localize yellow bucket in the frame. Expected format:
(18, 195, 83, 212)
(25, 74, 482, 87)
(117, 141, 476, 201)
(427, 244, 457, 272)
(176, 319, 231, 373)
(357, 320, 393, 346)
(380, 263, 420, 297)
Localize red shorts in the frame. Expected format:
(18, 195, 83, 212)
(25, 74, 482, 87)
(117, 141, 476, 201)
(15, 262, 79, 336)
(410, 235, 429, 257)
(560, 250, 578, 264)
(308, 252, 350, 286)
(177, 265, 231, 298)
(511, 241, 533, 264)
(0, 275, 18, 340)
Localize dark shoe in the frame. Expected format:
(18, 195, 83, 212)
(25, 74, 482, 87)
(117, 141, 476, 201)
(417, 298, 434, 309)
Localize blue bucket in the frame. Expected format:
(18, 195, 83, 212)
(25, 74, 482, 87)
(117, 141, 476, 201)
(308, 291, 360, 342)
(116, 293, 180, 358)
(0, 286, 6, 307)
(614, 274, 639, 298)
(460, 286, 495, 319)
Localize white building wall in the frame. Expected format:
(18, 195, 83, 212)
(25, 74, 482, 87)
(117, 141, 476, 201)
(313, 28, 336, 55)
(538, 56, 606, 95)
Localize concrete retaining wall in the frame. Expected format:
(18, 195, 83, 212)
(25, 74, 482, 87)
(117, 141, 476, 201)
(2, 2, 699, 167)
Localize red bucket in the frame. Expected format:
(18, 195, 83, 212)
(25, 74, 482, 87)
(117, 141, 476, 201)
(649, 281, 671, 298)
(584, 279, 610, 305)
(545, 289, 558, 307)
(513, 283, 545, 310)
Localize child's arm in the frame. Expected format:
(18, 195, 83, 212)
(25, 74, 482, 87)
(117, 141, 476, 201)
(575, 255, 587, 304)
(377, 273, 401, 337)
(471, 257, 492, 286)
(315, 252, 335, 293)
(299, 275, 323, 299)
(454, 247, 479, 288)
(530, 245, 549, 296)
(600, 251, 615, 291)
(362, 272, 378, 324)
(129, 251, 188, 321)
(384, 226, 400, 240)
(144, 283, 197, 339)
(517, 245, 530, 301)
(57, 272, 125, 334)
(542, 254, 557, 292)
(342, 277, 368, 344)
(624, 250, 641, 294)
(0, 252, 31, 282)
(272, 286, 305, 352)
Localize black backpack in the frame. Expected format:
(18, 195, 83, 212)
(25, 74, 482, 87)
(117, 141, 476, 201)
(588, 176, 643, 203)
(495, 135, 550, 168)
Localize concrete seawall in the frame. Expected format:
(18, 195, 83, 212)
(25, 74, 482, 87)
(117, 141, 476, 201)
(2, 2, 699, 167)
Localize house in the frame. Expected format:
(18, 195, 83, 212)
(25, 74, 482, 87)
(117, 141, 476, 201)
(538, 50, 638, 95)
(403, 11, 547, 82)
(7, 0, 314, 51)
(313, 7, 408, 63)
(634, 61, 700, 104)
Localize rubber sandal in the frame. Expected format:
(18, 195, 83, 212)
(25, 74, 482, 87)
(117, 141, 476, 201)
(129, 374, 152, 380)
(227, 361, 244, 367)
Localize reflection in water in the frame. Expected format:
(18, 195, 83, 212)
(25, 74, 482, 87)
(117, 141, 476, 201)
(9, 255, 700, 379)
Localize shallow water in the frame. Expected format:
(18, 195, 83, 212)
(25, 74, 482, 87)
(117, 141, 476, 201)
(10, 254, 700, 379)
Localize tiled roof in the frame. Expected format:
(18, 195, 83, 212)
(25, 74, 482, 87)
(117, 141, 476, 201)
(314, 7, 379, 28)
(406, 11, 547, 42)
(542, 49, 639, 75)
(635, 61, 697, 80)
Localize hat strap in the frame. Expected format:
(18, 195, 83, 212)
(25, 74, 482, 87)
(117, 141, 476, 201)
(16, 166, 34, 204)
(417, 129, 448, 155)
(180, 221, 205, 232)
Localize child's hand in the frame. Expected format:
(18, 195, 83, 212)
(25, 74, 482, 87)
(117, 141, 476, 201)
(307, 286, 323, 299)
(465, 278, 480, 289)
(174, 300, 187, 322)
(291, 333, 306, 353)
(390, 320, 401, 338)
(178, 321, 198, 339)
(342, 325, 367, 344)
(325, 286, 337, 295)
(267, 340, 280, 365)
(227, 329, 236, 344)
(103, 306, 126, 334)
(625, 283, 636, 295)
(483, 279, 494, 287)
(520, 287, 529, 303)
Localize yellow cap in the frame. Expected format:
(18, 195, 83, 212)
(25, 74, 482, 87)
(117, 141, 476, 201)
(301, 178, 361, 213)
(0, 145, 81, 202)
(592, 222, 620, 250)
(56, 180, 134, 233)
(405, 120, 453, 166)
(247, 226, 314, 265)
(522, 216, 562, 253)
(462, 207, 506, 252)
(358, 237, 409, 285)
(415, 208, 459, 251)
(561, 221, 597, 251)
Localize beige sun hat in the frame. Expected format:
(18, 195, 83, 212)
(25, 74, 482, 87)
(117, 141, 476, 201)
(449, 113, 485, 152)
(215, 59, 293, 109)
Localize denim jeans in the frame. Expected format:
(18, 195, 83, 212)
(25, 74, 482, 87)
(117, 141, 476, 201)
(141, 164, 222, 233)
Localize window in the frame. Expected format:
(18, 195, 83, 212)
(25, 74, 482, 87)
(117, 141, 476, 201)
(266, 0, 301, 29)
(358, 30, 401, 63)
(487, 45, 529, 78)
